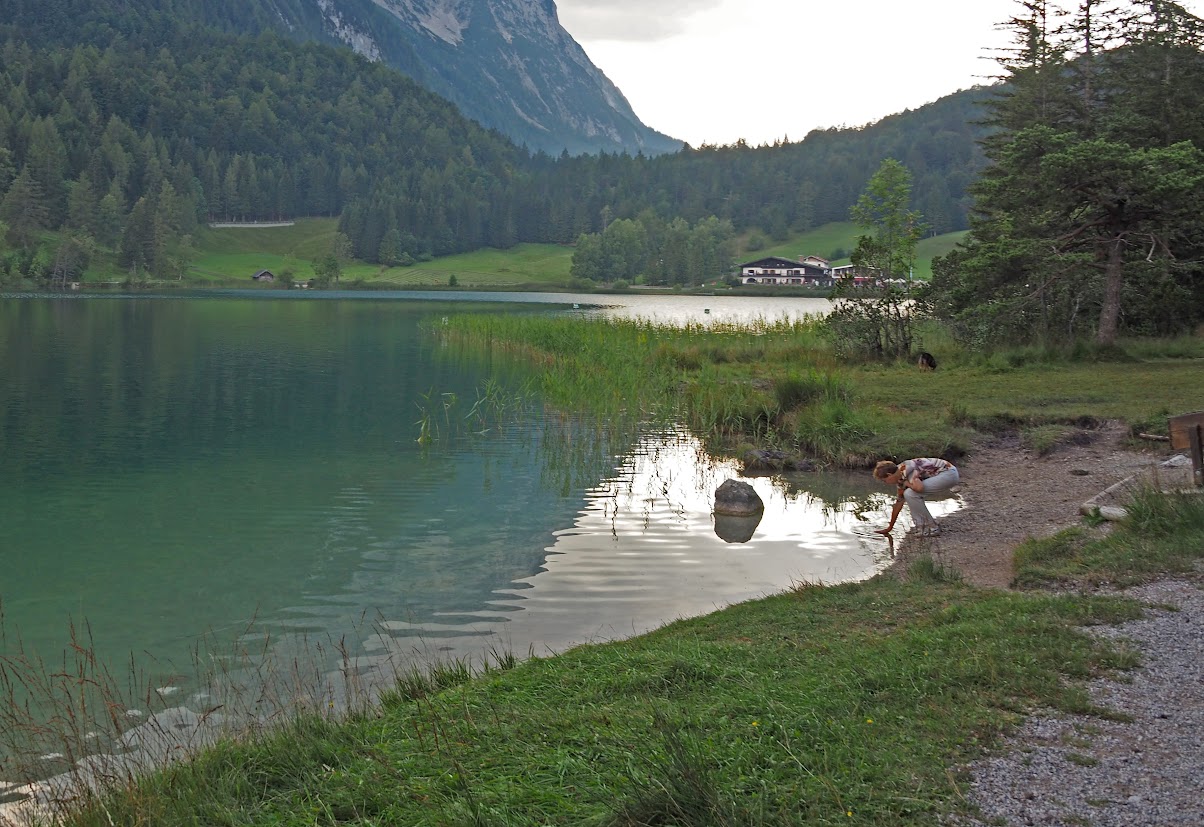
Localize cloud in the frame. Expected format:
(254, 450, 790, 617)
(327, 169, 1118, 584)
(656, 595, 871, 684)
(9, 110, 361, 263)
(557, 0, 723, 42)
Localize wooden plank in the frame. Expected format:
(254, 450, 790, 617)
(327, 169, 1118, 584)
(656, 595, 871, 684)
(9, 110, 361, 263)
(1168, 411, 1204, 451)
(1190, 426, 1204, 488)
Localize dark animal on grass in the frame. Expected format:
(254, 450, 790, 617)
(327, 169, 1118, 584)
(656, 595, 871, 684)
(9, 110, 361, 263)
(917, 351, 937, 371)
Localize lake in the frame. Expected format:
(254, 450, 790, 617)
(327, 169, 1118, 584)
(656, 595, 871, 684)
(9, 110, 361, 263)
(0, 291, 955, 760)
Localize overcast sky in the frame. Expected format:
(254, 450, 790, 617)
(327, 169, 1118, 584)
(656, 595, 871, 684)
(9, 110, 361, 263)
(556, 0, 1203, 147)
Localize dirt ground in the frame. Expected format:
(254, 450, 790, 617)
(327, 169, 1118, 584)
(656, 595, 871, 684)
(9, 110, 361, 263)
(889, 421, 1197, 589)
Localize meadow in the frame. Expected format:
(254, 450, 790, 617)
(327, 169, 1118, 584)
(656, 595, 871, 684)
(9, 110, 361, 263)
(185, 220, 957, 289)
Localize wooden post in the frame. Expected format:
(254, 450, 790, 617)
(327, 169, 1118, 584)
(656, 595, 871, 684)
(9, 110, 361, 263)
(1168, 411, 1204, 487)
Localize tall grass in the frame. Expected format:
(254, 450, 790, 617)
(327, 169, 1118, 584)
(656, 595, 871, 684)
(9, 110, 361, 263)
(436, 313, 875, 464)
(435, 312, 1202, 467)
(0, 606, 518, 824)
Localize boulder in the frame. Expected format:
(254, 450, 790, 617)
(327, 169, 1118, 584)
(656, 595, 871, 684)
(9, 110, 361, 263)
(714, 479, 764, 517)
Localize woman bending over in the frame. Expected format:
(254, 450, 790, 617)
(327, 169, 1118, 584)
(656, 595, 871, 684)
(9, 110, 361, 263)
(873, 457, 959, 537)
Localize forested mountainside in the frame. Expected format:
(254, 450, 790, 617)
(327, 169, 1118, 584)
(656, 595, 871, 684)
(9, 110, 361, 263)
(4, 0, 679, 157)
(0, 0, 989, 280)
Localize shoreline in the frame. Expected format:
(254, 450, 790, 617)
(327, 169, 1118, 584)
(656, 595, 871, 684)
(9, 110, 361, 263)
(887, 421, 1198, 590)
(2, 426, 1199, 826)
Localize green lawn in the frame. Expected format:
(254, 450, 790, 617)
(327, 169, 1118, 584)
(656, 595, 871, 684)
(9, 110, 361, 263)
(190, 219, 576, 287)
(191, 218, 340, 283)
(375, 243, 576, 287)
(746, 221, 859, 264)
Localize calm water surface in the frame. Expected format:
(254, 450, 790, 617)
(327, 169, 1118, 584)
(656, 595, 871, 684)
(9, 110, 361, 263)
(0, 292, 954, 722)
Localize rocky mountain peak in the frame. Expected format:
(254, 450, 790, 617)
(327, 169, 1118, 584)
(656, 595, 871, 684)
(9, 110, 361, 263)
(315, 0, 678, 155)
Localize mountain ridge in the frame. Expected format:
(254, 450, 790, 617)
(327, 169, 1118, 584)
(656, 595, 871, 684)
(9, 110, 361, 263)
(321, 0, 680, 155)
(5, 0, 678, 156)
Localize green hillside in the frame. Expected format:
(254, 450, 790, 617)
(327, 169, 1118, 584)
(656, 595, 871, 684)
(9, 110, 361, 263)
(188, 220, 966, 288)
(192, 221, 575, 287)
(914, 231, 969, 279)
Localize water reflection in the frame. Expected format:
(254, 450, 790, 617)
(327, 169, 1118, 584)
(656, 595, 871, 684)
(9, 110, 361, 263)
(713, 512, 763, 544)
(354, 430, 952, 677)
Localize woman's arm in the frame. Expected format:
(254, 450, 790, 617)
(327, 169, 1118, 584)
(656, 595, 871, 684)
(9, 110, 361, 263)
(875, 492, 906, 534)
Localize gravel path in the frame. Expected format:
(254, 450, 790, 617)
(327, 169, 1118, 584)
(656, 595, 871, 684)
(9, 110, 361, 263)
(886, 422, 1204, 827)
(950, 579, 1204, 827)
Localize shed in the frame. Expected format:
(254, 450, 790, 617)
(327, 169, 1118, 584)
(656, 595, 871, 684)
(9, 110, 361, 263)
(252, 269, 275, 282)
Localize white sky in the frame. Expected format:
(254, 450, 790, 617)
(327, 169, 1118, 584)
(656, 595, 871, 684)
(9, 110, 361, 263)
(556, 0, 1204, 147)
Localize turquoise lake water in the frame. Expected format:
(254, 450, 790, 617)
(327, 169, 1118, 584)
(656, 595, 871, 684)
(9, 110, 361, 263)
(0, 292, 954, 747)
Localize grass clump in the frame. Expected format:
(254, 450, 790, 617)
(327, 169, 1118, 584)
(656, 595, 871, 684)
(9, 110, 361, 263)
(1014, 488, 1204, 589)
(1021, 424, 1078, 457)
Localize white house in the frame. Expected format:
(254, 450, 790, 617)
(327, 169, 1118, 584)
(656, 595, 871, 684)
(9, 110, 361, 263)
(739, 256, 833, 287)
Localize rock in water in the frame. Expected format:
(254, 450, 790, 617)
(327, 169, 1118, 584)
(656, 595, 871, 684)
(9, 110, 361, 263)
(714, 479, 764, 516)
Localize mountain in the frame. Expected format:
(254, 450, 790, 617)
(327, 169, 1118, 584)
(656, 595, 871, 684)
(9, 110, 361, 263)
(315, 0, 682, 156)
(5, 0, 678, 157)
(0, 0, 989, 282)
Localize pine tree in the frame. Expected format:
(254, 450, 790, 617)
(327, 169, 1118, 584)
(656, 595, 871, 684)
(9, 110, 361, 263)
(0, 167, 50, 248)
(66, 171, 100, 234)
(928, 0, 1204, 346)
(118, 195, 156, 272)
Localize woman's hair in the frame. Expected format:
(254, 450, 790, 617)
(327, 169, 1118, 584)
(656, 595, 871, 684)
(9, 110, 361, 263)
(873, 460, 898, 481)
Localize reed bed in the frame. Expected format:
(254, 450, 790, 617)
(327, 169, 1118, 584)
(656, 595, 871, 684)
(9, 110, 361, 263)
(432, 313, 1204, 469)
(434, 314, 880, 466)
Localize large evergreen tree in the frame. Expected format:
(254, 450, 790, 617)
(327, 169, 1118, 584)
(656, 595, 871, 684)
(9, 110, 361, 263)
(927, 0, 1204, 346)
(0, 167, 50, 249)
